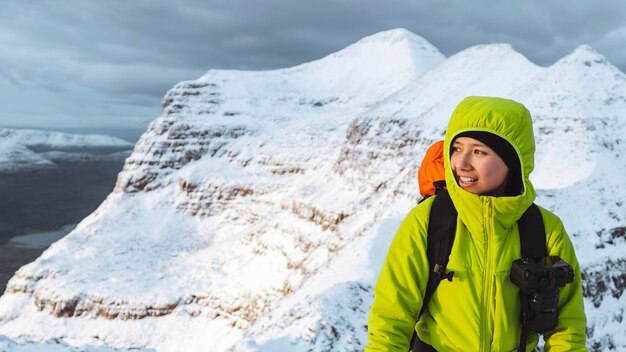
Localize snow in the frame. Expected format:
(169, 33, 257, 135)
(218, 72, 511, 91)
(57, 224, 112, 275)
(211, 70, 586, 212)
(1, 28, 625, 351)
(0, 128, 133, 173)
(0, 334, 141, 351)
(232, 215, 402, 352)
(0, 128, 133, 150)
(0, 141, 56, 172)
(516, 44, 626, 118)
(0, 297, 241, 351)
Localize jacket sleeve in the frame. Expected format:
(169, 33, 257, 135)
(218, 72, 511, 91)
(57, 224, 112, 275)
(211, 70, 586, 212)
(542, 214, 588, 352)
(365, 204, 431, 352)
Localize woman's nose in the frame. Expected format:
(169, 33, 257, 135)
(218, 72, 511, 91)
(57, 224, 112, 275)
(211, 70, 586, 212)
(453, 152, 472, 170)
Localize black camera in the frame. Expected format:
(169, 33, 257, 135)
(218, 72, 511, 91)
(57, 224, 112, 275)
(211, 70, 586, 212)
(510, 256, 574, 333)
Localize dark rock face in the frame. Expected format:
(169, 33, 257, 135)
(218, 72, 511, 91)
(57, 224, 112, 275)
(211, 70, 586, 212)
(585, 228, 626, 311)
(582, 259, 626, 307)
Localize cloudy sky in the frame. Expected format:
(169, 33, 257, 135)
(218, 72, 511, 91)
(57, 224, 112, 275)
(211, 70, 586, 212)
(1, 0, 624, 140)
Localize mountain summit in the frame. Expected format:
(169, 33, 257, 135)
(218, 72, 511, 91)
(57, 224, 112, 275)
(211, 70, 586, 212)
(293, 28, 445, 102)
(0, 29, 624, 351)
(516, 44, 626, 119)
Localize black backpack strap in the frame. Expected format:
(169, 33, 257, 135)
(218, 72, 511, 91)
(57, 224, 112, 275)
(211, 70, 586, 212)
(518, 203, 547, 260)
(516, 203, 547, 352)
(410, 189, 458, 352)
(433, 180, 446, 195)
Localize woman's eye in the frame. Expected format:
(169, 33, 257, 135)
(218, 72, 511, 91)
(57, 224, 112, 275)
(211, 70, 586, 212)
(474, 149, 487, 156)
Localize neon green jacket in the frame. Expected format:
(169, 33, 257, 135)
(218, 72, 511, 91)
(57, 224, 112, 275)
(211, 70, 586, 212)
(366, 97, 587, 351)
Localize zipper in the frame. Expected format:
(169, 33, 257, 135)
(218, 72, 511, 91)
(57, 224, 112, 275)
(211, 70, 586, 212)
(480, 197, 494, 352)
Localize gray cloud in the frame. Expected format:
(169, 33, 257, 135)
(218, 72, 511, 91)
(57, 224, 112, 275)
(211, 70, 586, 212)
(0, 0, 624, 132)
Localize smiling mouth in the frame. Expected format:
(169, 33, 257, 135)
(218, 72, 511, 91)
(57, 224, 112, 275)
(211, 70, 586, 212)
(459, 176, 477, 185)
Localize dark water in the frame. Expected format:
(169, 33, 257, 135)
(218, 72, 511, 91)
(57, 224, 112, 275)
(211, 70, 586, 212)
(0, 245, 45, 293)
(0, 156, 128, 293)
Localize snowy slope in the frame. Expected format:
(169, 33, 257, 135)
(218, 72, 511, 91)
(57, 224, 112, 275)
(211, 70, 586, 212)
(516, 44, 626, 119)
(0, 28, 624, 351)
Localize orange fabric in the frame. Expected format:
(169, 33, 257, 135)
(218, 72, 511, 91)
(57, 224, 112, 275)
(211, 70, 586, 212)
(418, 140, 446, 197)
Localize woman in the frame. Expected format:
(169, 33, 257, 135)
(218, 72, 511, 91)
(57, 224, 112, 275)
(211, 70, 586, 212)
(366, 96, 587, 351)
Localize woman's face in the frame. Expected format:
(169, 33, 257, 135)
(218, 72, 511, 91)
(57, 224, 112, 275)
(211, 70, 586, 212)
(450, 137, 509, 196)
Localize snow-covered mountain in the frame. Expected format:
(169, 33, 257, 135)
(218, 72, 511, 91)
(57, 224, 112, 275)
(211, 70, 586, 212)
(0, 128, 134, 173)
(0, 141, 56, 173)
(0, 128, 133, 150)
(0, 28, 624, 351)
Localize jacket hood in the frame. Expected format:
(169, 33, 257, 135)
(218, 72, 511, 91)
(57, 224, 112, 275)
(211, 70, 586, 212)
(443, 96, 536, 237)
